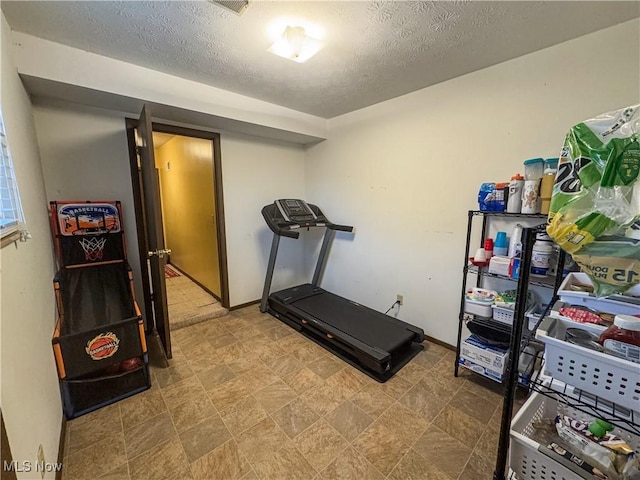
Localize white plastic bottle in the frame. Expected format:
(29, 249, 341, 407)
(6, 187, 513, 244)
(531, 240, 554, 277)
(508, 224, 523, 258)
(507, 174, 524, 213)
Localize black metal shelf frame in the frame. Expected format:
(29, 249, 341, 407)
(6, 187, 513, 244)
(492, 225, 556, 480)
(491, 237, 640, 478)
(465, 265, 558, 289)
(528, 377, 640, 437)
(452, 210, 570, 480)
(455, 211, 564, 381)
(468, 210, 548, 219)
(509, 346, 640, 437)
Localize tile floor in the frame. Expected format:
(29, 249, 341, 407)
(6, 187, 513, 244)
(61, 305, 522, 480)
(165, 265, 228, 330)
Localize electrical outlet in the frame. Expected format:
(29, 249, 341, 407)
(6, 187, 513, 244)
(396, 294, 403, 305)
(37, 444, 45, 478)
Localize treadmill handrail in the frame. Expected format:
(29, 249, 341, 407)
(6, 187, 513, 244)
(261, 200, 355, 313)
(328, 223, 353, 233)
(261, 203, 353, 238)
(261, 206, 300, 238)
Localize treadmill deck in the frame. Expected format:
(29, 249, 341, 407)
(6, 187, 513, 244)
(293, 293, 415, 353)
(268, 284, 424, 382)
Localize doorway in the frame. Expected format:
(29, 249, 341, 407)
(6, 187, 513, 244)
(153, 131, 228, 330)
(126, 115, 229, 359)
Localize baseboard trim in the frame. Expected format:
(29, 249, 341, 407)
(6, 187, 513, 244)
(229, 299, 260, 311)
(56, 416, 66, 480)
(425, 335, 455, 352)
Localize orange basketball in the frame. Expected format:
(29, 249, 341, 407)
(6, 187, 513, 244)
(120, 357, 143, 372)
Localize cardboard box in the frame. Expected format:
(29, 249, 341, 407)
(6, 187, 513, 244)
(459, 335, 508, 382)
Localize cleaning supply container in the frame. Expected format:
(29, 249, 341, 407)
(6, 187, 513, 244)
(530, 240, 554, 277)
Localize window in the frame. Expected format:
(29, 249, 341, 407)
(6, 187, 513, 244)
(0, 108, 26, 245)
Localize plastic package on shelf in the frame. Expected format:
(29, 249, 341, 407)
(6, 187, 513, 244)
(491, 289, 536, 325)
(464, 287, 496, 317)
(546, 105, 640, 297)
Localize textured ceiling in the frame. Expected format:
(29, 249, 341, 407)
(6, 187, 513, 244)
(3, 1, 639, 118)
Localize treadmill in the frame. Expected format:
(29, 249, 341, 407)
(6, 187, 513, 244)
(260, 199, 425, 382)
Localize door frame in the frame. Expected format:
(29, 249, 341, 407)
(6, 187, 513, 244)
(125, 119, 231, 326)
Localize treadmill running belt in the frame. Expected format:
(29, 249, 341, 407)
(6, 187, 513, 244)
(293, 291, 414, 353)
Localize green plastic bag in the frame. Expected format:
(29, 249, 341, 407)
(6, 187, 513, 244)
(547, 105, 640, 296)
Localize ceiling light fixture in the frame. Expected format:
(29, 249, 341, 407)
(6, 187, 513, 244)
(267, 26, 323, 63)
(208, 0, 250, 16)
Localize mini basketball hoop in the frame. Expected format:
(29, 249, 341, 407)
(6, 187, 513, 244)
(79, 237, 107, 261)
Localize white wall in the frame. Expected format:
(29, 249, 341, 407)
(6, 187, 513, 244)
(305, 19, 640, 345)
(0, 13, 62, 479)
(33, 100, 146, 315)
(220, 133, 307, 306)
(32, 100, 308, 309)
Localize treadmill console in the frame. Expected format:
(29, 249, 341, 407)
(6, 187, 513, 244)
(262, 199, 351, 239)
(275, 199, 317, 223)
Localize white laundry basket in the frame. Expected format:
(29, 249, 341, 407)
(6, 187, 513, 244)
(510, 392, 587, 480)
(535, 316, 640, 413)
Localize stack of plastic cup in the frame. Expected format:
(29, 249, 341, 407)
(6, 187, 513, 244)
(494, 231, 508, 256)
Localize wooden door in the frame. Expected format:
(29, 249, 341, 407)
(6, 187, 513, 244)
(137, 104, 172, 358)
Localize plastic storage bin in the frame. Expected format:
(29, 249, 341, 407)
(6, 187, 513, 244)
(557, 272, 640, 316)
(491, 304, 515, 324)
(536, 316, 640, 412)
(526, 304, 548, 331)
(492, 304, 538, 326)
(511, 391, 599, 480)
(464, 298, 493, 318)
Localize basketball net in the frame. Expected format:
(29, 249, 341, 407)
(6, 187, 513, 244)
(79, 237, 107, 261)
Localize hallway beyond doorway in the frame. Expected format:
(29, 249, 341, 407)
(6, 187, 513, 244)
(165, 264, 228, 330)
